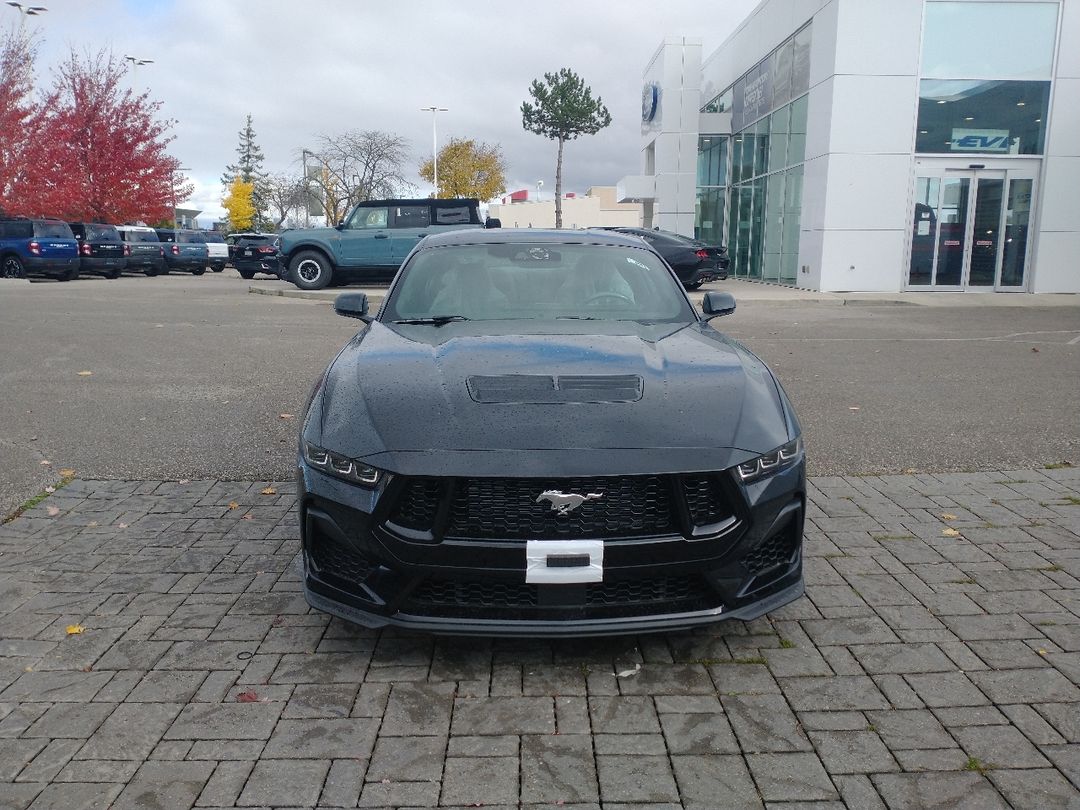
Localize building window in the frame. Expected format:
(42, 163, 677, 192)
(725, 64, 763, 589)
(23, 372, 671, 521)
(915, 79, 1050, 154)
(922, 2, 1058, 81)
(696, 136, 728, 187)
(701, 86, 733, 114)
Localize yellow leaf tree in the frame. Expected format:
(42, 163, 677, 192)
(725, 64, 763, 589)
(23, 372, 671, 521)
(419, 137, 506, 200)
(222, 176, 256, 232)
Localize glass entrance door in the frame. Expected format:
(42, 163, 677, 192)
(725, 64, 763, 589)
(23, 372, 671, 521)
(907, 167, 1035, 291)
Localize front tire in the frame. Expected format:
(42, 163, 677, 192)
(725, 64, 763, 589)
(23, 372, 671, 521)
(238, 268, 256, 280)
(106, 267, 123, 280)
(212, 263, 225, 273)
(685, 281, 703, 291)
(192, 266, 206, 276)
(58, 265, 79, 282)
(2, 255, 25, 279)
(289, 250, 333, 290)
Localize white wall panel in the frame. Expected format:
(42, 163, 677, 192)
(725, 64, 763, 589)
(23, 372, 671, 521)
(826, 75, 918, 155)
(1047, 77, 1080, 157)
(1037, 155, 1080, 231)
(1056, 0, 1080, 79)
(1031, 231, 1080, 292)
(822, 154, 911, 231)
(833, 0, 922, 77)
(805, 78, 834, 162)
(819, 229, 907, 291)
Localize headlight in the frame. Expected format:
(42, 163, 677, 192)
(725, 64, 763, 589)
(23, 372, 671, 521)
(304, 442, 381, 486)
(734, 437, 802, 484)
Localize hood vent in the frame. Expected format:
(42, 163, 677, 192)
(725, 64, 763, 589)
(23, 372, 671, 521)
(467, 374, 643, 404)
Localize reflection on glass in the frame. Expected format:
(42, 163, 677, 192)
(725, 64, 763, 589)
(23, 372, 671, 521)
(969, 179, 1003, 286)
(763, 171, 785, 282)
(788, 95, 808, 165)
(909, 177, 940, 285)
(749, 176, 766, 279)
(697, 136, 728, 187)
(755, 118, 771, 177)
(936, 177, 969, 285)
(1001, 178, 1032, 287)
(695, 187, 726, 246)
(915, 79, 1049, 155)
(780, 166, 802, 285)
(792, 24, 812, 96)
(921, 2, 1058, 81)
(769, 106, 790, 172)
(772, 38, 794, 110)
(736, 185, 753, 276)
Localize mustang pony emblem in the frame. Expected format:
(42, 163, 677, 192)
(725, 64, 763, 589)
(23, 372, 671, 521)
(536, 490, 604, 516)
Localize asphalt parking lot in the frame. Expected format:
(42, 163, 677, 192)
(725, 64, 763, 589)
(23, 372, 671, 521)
(0, 271, 1077, 518)
(1, 271, 1080, 808)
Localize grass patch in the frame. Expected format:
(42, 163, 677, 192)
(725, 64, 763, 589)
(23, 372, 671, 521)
(1045, 462, 1074, 470)
(873, 534, 918, 541)
(1041, 564, 1063, 572)
(963, 756, 993, 774)
(1036, 620, 1057, 627)
(949, 578, 977, 585)
(1063, 496, 1080, 506)
(2, 476, 75, 524)
(732, 656, 767, 665)
(778, 638, 796, 649)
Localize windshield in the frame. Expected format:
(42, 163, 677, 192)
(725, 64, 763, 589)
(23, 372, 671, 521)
(88, 224, 119, 241)
(203, 232, 225, 243)
(124, 229, 159, 243)
(383, 243, 694, 323)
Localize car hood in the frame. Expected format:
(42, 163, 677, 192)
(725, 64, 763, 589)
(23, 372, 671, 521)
(313, 320, 792, 477)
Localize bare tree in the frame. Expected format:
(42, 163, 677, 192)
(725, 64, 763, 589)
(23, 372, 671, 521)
(305, 130, 413, 225)
(264, 172, 306, 231)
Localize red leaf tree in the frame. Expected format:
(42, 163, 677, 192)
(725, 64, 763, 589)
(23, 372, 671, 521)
(0, 24, 40, 210)
(5, 48, 191, 224)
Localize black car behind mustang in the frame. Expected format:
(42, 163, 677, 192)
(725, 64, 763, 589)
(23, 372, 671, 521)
(298, 229, 804, 636)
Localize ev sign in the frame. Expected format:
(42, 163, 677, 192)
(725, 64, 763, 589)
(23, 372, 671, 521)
(950, 128, 1012, 153)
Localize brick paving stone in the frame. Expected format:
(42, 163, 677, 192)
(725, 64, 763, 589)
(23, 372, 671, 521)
(808, 729, 900, 774)
(380, 682, 455, 736)
(366, 735, 446, 782)
(75, 702, 181, 760)
(164, 702, 283, 740)
(871, 772, 1010, 809)
(453, 696, 555, 736)
(865, 709, 954, 749)
(721, 694, 812, 753)
(596, 755, 680, 803)
(989, 768, 1080, 809)
(745, 752, 838, 802)
(587, 696, 660, 735)
(779, 675, 890, 712)
(21, 782, 121, 809)
(262, 717, 378, 759)
(112, 760, 214, 810)
(440, 756, 519, 806)
(237, 758, 330, 806)
(671, 754, 762, 809)
(658, 712, 740, 755)
(520, 734, 598, 804)
(970, 667, 1080, 704)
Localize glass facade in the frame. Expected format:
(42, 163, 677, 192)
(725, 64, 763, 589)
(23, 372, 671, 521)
(917, 1, 1056, 155)
(697, 23, 810, 285)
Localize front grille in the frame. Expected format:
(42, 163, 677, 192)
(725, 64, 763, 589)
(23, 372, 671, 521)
(682, 474, 734, 525)
(309, 536, 375, 585)
(404, 574, 716, 618)
(744, 526, 800, 574)
(448, 476, 676, 539)
(387, 474, 738, 541)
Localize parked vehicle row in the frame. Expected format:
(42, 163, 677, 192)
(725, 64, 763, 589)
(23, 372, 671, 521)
(0, 215, 252, 281)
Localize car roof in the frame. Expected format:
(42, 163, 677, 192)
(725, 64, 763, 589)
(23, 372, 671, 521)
(419, 228, 654, 249)
(356, 198, 478, 207)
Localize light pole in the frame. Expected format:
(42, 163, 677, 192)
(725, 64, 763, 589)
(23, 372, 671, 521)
(420, 106, 448, 197)
(536, 180, 544, 201)
(124, 55, 153, 89)
(173, 167, 190, 228)
(301, 149, 315, 228)
(5, 2, 46, 29)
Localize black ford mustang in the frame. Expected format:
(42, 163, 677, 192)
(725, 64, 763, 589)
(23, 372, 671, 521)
(298, 229, 805, 636)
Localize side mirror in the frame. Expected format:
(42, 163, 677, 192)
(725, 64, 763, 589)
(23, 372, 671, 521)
(485, 217, 502, 229)
(335, 220, 345, 230)
(334, 292, 371, 322)
(702, 291, 736, 319)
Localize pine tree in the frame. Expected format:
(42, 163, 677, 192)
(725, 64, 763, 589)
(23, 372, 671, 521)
(221, 114, 268, 228)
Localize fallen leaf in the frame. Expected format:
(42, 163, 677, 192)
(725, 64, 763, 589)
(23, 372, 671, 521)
(76, 370, 93, 376)
(59, 468, 75, 478)
(279, 413, 294, 419)
(942, 528, 961, 537)
(848, 406, 860, 411)
(65, 624, 84, 635)
(1032, 347, 1040, 353)
(1038, 648, 1048, 656)
(235, 689, 259, 703)
(616, 663, 642, 678)
(903, 468, 917, 474)
(117, 522, 129, 529)
(227, 501, 239, 510)
(39, 460, 51, 466)
(46, 505, 60, 516)
(178, 479, 190, 485)
(44, 486, 55, 493)
(88, 521, 98, 527)
(260, 487, 277, 496)
(241, 514, 254, 521)
(154, 323, 164, 328)
(941, 513, 958, 521)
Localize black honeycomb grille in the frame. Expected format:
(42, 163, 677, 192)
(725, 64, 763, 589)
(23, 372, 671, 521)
(682, 474, 734, 525)
(406, 575, 713, 611)
(744, 527, 800, 575)
(388, 478, 442, 530)
(446, 475, 676, 539)
(309, 537, 375, 585)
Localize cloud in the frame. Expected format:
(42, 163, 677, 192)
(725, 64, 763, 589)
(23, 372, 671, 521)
(26, 0, 757, 226)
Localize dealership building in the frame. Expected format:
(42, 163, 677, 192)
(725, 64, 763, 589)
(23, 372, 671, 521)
(618, 0, 1079, 293)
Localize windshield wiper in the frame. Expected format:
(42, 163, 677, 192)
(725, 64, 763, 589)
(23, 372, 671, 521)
(554, 315, 602, 320)
(392, 315, 471, 326)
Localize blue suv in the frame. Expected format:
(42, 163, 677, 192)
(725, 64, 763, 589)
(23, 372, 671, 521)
(154, 228, 210, 275)
(0, 217, 80, 280)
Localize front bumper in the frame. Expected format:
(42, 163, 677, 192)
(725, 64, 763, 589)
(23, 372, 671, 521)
(298, 458, 805, 637)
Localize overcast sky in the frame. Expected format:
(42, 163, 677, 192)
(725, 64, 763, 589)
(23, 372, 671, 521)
(22, 0, 758, 224)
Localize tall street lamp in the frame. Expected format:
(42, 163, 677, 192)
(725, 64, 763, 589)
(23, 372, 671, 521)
(301, 149, 315, 228)
(124, 55, 153, 89)
(5, 2, 46, 28)
(173, 167, 190, 228)
(420, 106, 448, 197)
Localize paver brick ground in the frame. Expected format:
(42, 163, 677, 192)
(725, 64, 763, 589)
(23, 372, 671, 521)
(0, 468, 1078, 807)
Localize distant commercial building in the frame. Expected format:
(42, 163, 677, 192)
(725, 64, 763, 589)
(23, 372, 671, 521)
(619, 0, 1079, 293)
(488, 186, 642, 230)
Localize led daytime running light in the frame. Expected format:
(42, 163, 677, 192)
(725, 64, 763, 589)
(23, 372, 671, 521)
(736, 438, 802, 483)
(304, 442, 381, 486)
